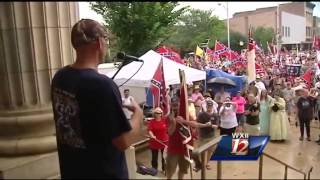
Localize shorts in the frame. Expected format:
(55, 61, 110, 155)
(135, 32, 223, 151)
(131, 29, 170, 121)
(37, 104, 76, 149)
(192, 137, 217, 169)
(166, 153, 190, 177)
(236, 114, 245, 125)
(244, 123, 260, 136)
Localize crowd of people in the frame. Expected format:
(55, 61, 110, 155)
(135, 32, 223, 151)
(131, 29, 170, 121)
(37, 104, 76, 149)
(139, 49, 320, 178)
(51, 18, 320, 179)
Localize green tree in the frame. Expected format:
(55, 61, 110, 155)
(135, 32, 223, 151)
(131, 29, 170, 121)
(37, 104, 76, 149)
(164, 9, 225, 56)
(90, 2, 186, 58)
(252, 26, 275, 52)
(220, 30, 247, 52)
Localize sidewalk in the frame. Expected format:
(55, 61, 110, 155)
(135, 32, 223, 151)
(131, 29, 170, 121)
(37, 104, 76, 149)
(135, 121, 320, 179)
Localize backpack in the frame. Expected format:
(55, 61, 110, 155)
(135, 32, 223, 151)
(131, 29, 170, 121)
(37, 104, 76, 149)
(136, 162, 158, 176)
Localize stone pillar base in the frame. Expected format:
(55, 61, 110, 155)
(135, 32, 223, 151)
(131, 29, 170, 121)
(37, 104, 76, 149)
(0, 107, 57, 156)
(0, 152, 59, 179)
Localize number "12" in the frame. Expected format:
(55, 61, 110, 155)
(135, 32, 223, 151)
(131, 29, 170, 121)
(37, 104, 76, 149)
(231, 139, 249, 155)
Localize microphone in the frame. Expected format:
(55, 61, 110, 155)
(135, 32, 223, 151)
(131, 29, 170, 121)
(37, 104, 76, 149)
(117, 52, 143, 62)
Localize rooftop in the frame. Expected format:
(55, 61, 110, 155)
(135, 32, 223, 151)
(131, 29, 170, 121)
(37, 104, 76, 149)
(232, 2, 316, 18)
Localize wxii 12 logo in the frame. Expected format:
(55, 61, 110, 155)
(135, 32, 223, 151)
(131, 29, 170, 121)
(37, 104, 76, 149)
(231, 133, 249, 155)
(211, 133, 270, 161)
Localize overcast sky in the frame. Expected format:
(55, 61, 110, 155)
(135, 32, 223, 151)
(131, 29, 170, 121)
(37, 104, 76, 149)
(79, 2, 320, 24)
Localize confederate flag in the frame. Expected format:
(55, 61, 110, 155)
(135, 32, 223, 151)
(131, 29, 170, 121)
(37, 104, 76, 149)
(213, 40, 231, 57)
(150, 58, 168, 115)
(255, 63, 267, 76)
(313, 36, 320, 50)
(301, 68, 313, 89)
(156, 46, 184, 64)
(206, 48, 219, 61)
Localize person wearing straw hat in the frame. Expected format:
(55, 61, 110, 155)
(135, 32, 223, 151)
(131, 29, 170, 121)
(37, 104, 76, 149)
(296, 89, 315, 141)
(147, 107, 168, 173)
(244, 93, 260, 136)
(191, 84, 204, 105)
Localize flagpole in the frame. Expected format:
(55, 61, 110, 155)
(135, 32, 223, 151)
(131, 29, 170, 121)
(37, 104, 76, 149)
(247, 25, 256, 83)
(178, 69, 193, 180)
(276, 4, 280, 63)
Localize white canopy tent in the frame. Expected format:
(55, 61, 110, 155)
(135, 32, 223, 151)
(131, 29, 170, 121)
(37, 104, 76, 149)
(98, 50, 206, 87)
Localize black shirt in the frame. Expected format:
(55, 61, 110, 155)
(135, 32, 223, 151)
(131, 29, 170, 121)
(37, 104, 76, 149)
(296, 96, 314, 120)
(51, 66, 131, 179)
(245, 102, 260, 125)
(197, 112, 217, 139)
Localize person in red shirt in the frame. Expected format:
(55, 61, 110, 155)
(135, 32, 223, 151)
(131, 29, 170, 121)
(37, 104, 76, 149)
(166, 98, 215, 179)
(148, 107, 168, 172)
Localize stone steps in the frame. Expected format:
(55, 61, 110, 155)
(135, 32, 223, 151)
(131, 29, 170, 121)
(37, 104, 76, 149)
(0, 152, 59, 179)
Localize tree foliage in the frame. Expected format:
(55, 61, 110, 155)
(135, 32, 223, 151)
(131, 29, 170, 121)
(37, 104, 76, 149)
(220, 30, 247, 53)
(164, 9, 225, 55)
(90, 2, 186, 58)
(253, 26, 275, 52)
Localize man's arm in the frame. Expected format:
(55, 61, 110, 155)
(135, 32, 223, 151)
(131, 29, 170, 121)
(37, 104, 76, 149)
(167, 115, 176, 135)
(176, 116, 213, 128)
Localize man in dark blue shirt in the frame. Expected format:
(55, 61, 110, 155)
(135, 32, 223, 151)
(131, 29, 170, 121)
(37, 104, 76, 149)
(51, 19, 143, 179)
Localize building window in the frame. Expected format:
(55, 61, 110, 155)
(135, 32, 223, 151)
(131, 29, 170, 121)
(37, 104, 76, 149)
(282, 26, 284, 36)
(288, 27, 290, 37)
(306, 26, 311, 37)
(285, 26, 288, 37)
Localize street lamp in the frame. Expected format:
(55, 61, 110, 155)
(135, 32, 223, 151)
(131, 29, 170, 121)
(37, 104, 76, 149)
(218, 2, 230, 49)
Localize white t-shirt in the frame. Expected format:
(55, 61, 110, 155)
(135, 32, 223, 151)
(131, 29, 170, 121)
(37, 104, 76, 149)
(122, 96, 134, 119)
(219, 105, 238, 129)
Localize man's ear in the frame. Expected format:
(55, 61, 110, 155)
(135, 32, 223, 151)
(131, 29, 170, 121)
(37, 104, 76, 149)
(97, 37, 103, 50)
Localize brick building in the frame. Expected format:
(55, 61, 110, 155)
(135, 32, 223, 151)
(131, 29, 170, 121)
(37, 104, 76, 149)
(227, 2, 318, 50)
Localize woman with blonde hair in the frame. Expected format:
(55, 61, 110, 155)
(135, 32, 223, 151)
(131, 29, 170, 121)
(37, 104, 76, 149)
(148, 107, 168, 172)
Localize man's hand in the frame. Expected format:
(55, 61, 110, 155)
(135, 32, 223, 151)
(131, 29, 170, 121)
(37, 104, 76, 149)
(175, 116, 185, 124)
(205, 121, 212, 127)
(125, 99, 143, 115)
(150, 134, 156, 139)
(211, 124, 218, 129)
(244, 110, 251, 115)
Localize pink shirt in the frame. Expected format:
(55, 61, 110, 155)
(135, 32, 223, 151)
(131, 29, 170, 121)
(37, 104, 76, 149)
(232, 96, 246, 114)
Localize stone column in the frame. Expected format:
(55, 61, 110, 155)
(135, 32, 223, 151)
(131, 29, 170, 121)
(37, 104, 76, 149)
(0, 2, 79, 156)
